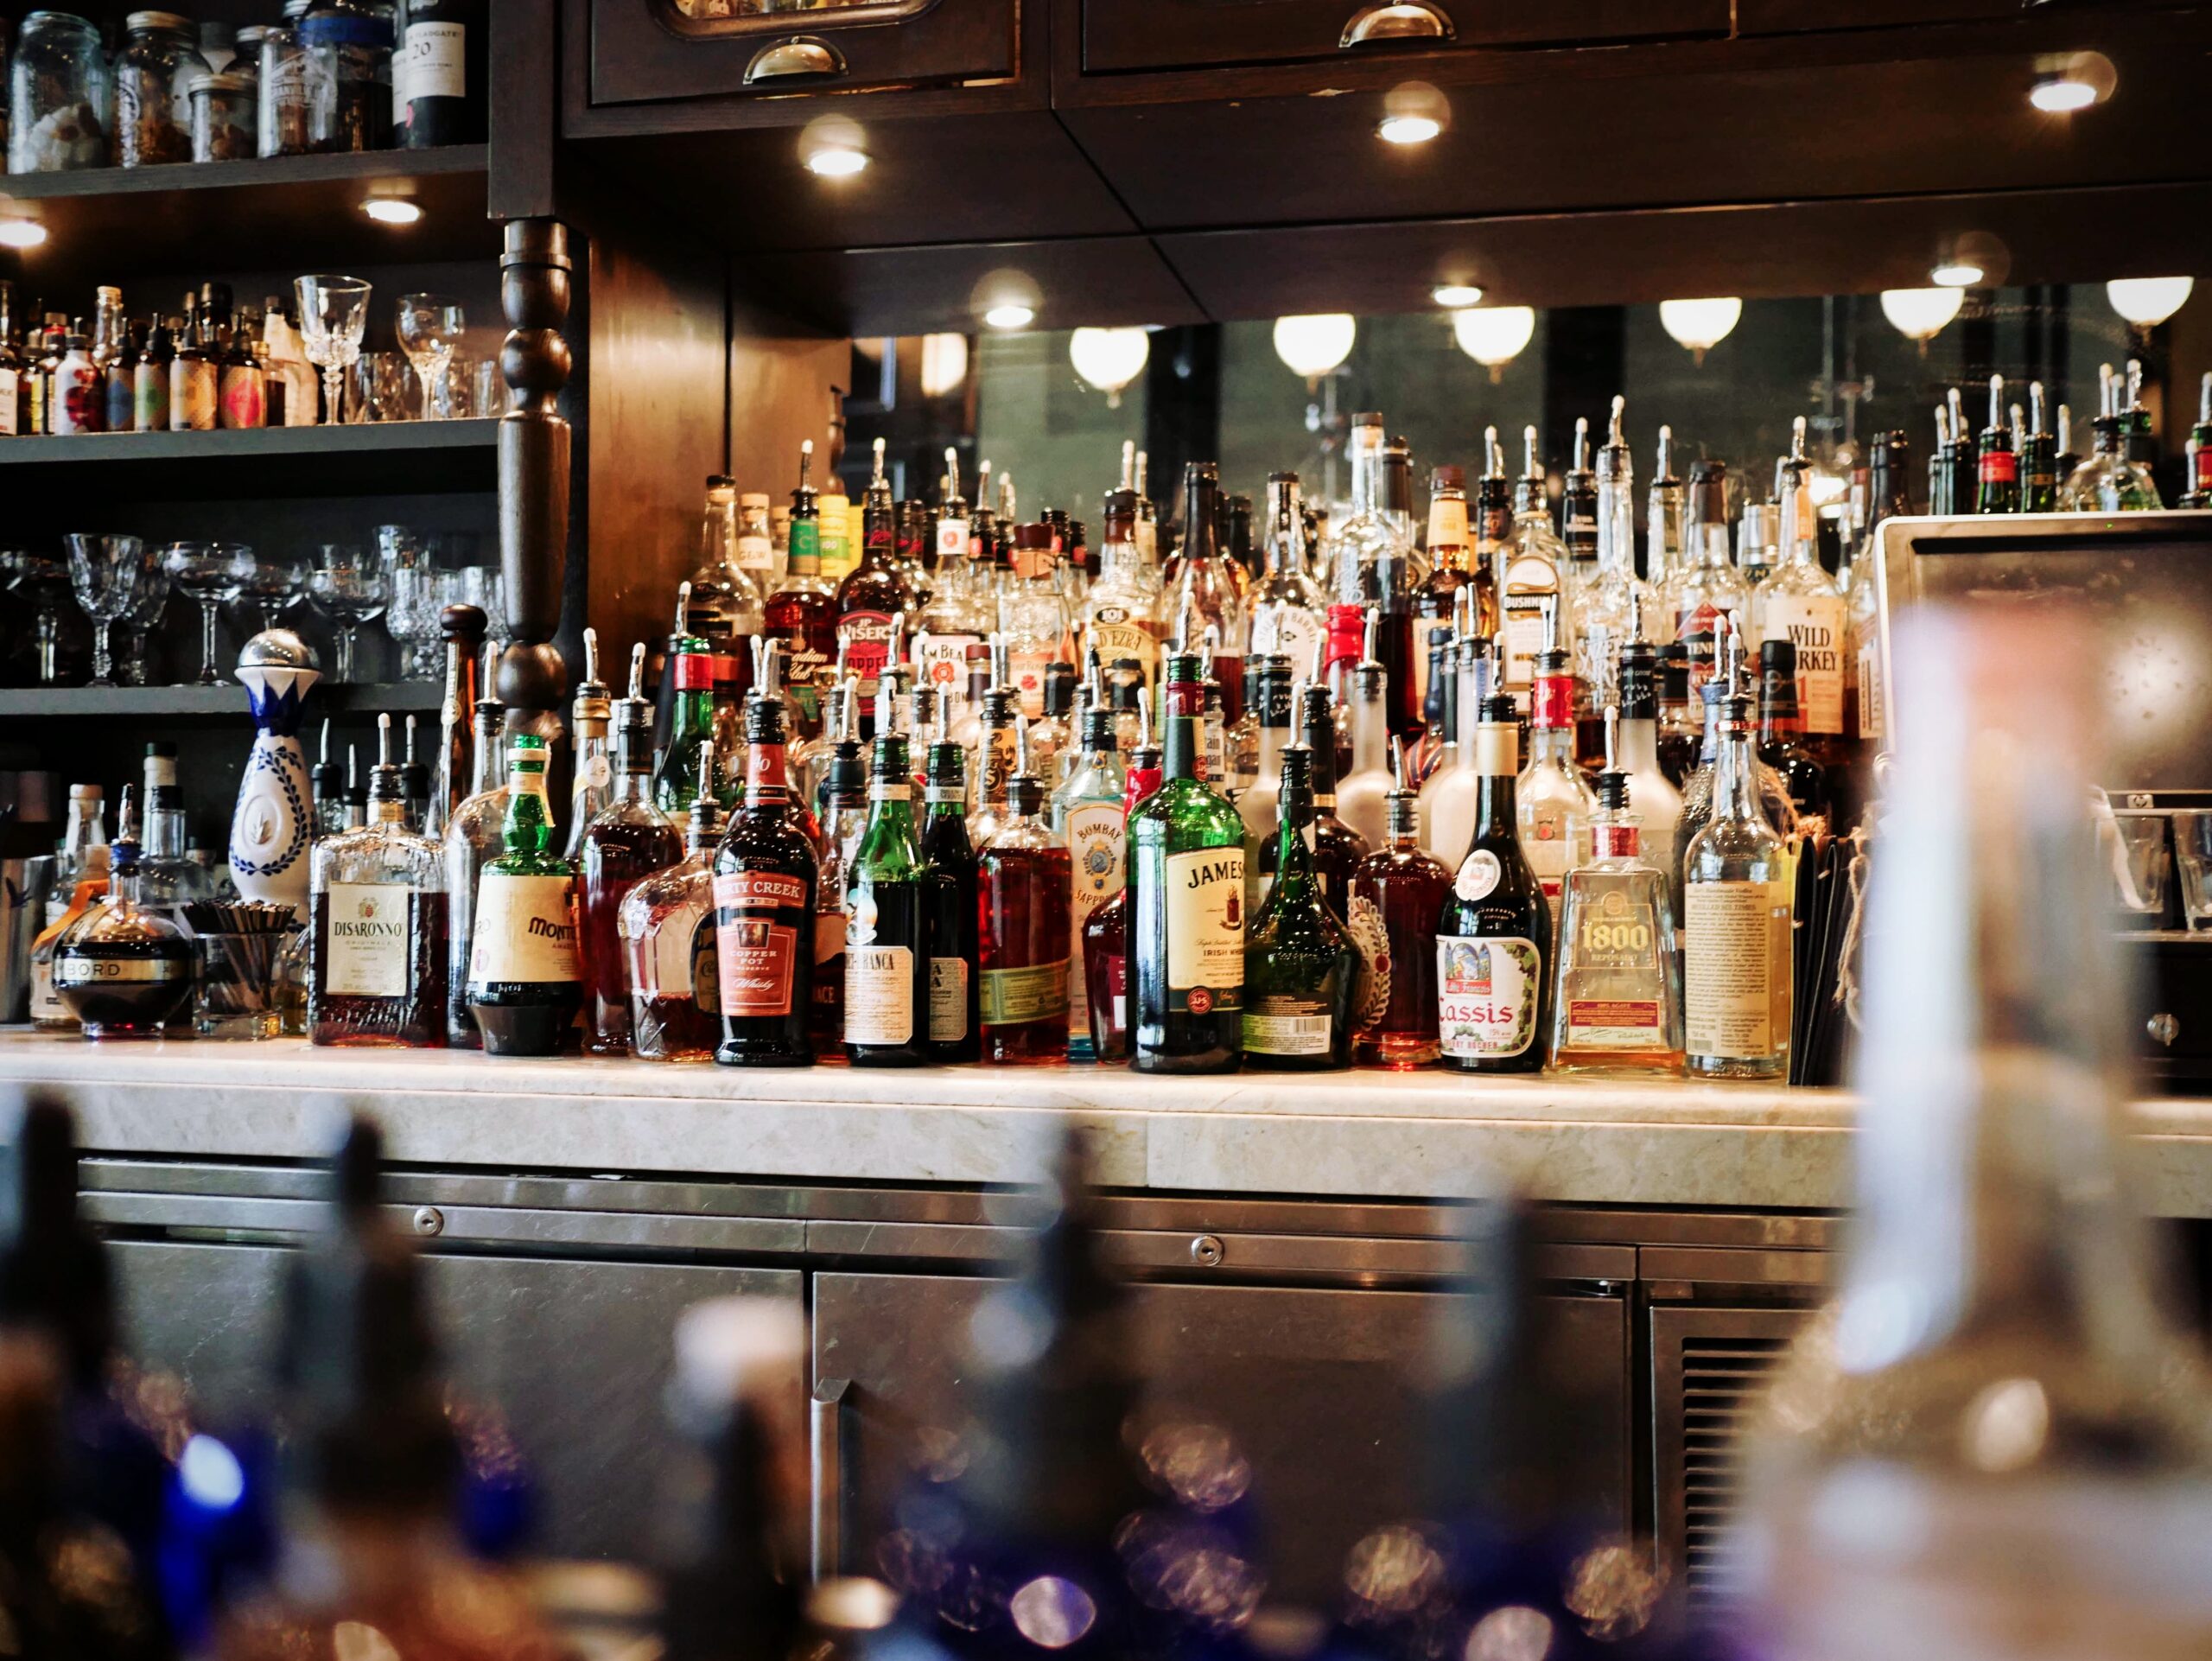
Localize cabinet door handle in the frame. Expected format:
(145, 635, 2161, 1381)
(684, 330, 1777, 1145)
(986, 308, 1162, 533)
(810, 1376, 851, 1582)
(745, 36, 849, 84)
(1338, 2, 1453, 48)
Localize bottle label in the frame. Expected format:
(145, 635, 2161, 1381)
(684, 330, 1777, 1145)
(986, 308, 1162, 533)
(1531, 673, 1574, 731)
(929, 956, 969, 1042)
(1242, 996, 1332, 1056)
(2197, 447, 2212, 494)
(1256, 607, 1325, 679)
(933, 518, 969, 565)
(1165, 846, 1245, 1012)
(1764, 593, 1847, 735)
(53, 364, 101, 436)
(649, 895, 712, 1002)
(1453, 849, 1502, 903)
(55, 957, 189, 987)
(178, 360, 218, 431)
(981, 959, 1069, 1027)
(219, 366, 264, 430)
(838, 609, 897, 690)
(1009, 648, 1056, 720)
(845, 945, 915, 1045)
(29, 958, 60, 1021)
(1855, 640, 1884, 741)
(467, 872, 579, 984)
(1436, 935, 1539, 1059)
(1685, 880, 1781, 1060)
(1521, 809, 1571, 898)
(321, 881, 412, 997)
(981, 727, 1019, 807)
(1677, 600, 1728, 695)
(400, 21, 467, 105)
(0, 369, 16, 436)
(1564, 998, 1663, 1050)
(736, 532, 775, 577)
(715, 870, 804, 1019)
(788, 519, 822, 570)
(912, 633, 983, 715)
(1499, 561, 1557, 688)
(1979, 449, 2018, 485)
(1067, 804, 1126, 908)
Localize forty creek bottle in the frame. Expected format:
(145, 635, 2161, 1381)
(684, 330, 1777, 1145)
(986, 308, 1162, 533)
(1241, 746, 1357, 1069)
(712, 695, 819, 1066)
(1436, 692, 1550, 1072)
(464, 733, 582, 1056)
(1129, 711, 1246, 1073)
(843, 731, 931, 1066)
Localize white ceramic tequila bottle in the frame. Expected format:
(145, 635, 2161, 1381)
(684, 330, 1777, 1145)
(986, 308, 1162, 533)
(230, 629, 321, 910)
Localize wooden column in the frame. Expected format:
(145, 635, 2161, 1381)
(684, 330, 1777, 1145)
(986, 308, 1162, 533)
(498, 217, 575, 716)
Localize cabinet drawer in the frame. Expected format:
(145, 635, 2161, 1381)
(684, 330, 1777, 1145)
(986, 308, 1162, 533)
(590, 0, 1020, 108)
(1083, 0, 1727, 77)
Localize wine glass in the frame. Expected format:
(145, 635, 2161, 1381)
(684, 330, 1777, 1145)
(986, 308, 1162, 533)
(306, 549, 389, 684)
(2, 550, 73, 685)
(232, 550, 303, 635)
(294, 275, 374, 426)
(65, 534, 161, 687)
(167, 541, 254, 686)
(117, 558, 175, 687)
(396, 294, 466, 422)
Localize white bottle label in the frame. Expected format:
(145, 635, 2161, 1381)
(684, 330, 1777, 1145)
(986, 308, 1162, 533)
(929, 956, 969, 1043)
(321, 881, 412, 997)
(1764, 592, 1847, 735)
(935, 518, 970, 563)
(650, 895, 712, 1001)
(468, 872, 578, 984)
(1684, 880, 1781, 1060)
(1856, 640, 1885, 741)
(1453, 849, 1502, 903)
(1260, 606, 1326, 678)
(0, 369, 17, 436)
(400, 22, 466, 105)
(1437, 935, 1538, 1059)
(912, 633, 982, 722)
(735, 532, 775, 577)
(845, 945, 915, 1045)
(1083, 609, 1158, 683)
(1242, 1003, 1333, 1056)
(1165, 846, 1245, 1009)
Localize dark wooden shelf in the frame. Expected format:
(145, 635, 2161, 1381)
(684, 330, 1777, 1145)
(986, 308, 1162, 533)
(0, 681, 444, 719)
(0, 418, 499, 498)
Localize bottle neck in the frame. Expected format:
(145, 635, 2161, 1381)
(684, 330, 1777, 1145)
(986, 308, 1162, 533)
(1348, 439, 1383, 513)
(501, 762, 555, 854)
(1597, 473, 1635, 576)
(1713, 716, 1759, 818)
(1471, 723, 1520, 836)
(1618, 713, 1660, 775)
(1273, 792, 1318, 894)
(468, 710, 505, 796)
(1350, 683, 1389, 773)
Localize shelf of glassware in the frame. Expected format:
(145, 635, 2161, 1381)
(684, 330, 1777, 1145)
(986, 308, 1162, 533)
(0, 418, 499, 497)
(0, 681, 442, 718)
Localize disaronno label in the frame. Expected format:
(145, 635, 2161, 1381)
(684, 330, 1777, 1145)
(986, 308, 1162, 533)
(321, 881, 412, 997)
(1764, 593, 1847, 735)
(468, 873, 578, 984)
(1166, 846, 1245, 1014)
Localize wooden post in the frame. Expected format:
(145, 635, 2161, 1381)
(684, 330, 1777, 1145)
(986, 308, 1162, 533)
(497, 217, 575, 716)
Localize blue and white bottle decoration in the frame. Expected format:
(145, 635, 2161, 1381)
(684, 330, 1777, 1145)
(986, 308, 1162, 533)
(230, 631, 320, 910)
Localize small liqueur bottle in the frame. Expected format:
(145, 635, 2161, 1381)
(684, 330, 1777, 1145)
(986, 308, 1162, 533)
(919, 720, 981, 1062)
(1350, 778, 1453, 1071)
(766, 439, 840, 737)
(1243, 746, 1357, 1070)
(620, 753, 723, 1063)
(1547, 712, 1683, 1077)
(1129, 712, 1247, 1074)
(309, 714, 447, 1047)
(1756, 639, 1831, 832)
(653, 602, 718, 817)
(563, 627, 614, 859)
(836, 436, 917, 705)
(1683, 678, 1794, 1082)
(465, 734, 582, 1056)
(1168, 461, 1249, 716)
(843, 732, 931, 1066)
(978, 746, 1072, 1065)
(810, 733, 866, 1060)
(581, 680, 682, 1055)
(1434, 691, 1549, 1073)
(54, 789, 199, 1041)
(713, 694, 819, 1067)
(1052, 704, 1125, 1061)
(1080, 719, 1159, 1066)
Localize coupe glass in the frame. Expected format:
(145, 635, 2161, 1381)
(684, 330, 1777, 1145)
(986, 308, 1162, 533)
(166, 541, 254, 686)
(2, 550, 73, 684)
(117, 560, 175, 687)
(65, 534, 161, 687)
(294, 275, 374, 426)
(232, 550, 303, 635)
(396, 293, 466, 421)
(306, 549, 389, 684)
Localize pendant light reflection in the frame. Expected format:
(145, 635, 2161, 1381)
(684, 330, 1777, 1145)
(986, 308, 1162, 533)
(1451, 306, 1535, 383)
(1273, 314, 1357, 379)
(2107, 277, 2194, 329)
(1658, 297, 1741, 365)
(918, 333, 969, 399)
(1069, 327, 1151, 408)
(1879, 287, 1964, 356)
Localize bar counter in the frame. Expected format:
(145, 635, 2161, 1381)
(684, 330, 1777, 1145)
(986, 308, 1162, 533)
(5, 1033, 2208, 1217)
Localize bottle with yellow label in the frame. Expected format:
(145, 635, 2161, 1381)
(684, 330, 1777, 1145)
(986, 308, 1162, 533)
(1129, 712, 1246, 1073)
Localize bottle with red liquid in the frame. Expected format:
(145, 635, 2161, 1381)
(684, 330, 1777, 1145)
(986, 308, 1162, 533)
(766, 438, 839, 738)
(1079, 715, 1160, 1064)
(580, 685, 682, 1054)
(1351, 783, 1451, 1068)
(1166, 461, 1247, 724)
(978, 748, 1072, 1065)
(836, 436, 917, 706)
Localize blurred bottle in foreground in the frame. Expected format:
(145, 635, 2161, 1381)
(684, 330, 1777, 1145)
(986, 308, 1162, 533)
(1734, 608, 2212, 1660)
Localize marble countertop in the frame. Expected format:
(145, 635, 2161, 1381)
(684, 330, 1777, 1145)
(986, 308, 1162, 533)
(1, 1033, 2205, 1216)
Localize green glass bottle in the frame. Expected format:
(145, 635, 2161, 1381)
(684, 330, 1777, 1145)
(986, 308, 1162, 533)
(843, 731, 931, 1066)
(919, 725, 981, 1062)
(466, 733, 582, 1056)
(1128, 712, 1246, 1073)
(1974, 373, 2019, 515)
(655, 629, 718, 817)
(1241, 746, 1357, 1070)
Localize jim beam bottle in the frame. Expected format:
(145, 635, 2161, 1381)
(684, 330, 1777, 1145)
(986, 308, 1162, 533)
(464, 734, 582, 1056)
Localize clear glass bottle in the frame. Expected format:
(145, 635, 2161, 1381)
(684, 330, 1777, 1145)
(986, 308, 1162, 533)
(563, 627, 613, 859)
(1678, 629, 1799, 869)
(1545, 715, 1682, 1076)
(439, 685, 508, 1047)
(766, 440, 840, 740)
(1498, 423, 1568, 709)
(1052, 704, 1124, 1063)
(1847, 430, 1910, 757)
(619, 760, 721, 1063)
(1335, 619, 1396, 850)
(686, 474, 765, 669)
(582, 686, 681, 1055)
(1169, 461, 1249, 710)
(1516, 610, 1596, 947)
(998, 524, 1071, 721)
(2061, 361, 2164, 512)
(836, 436, 917, 706)
(913, 449, 990, 727)
(978, 756, 1071, 1066)
(1572, 396, 1653, 756)
(1242, 746, 1357, 1070)
(1752, 417, 1851, 750)
(1078, 445, 1166, 690)
(136, 742, 216, 920)
(1671, 458, 1749, 702)
(1251, 471, 1329, 674)
(1681, 680, 1791, 1081)
(54, 790, 199, 1041)
(1643, 423, 1687, 631)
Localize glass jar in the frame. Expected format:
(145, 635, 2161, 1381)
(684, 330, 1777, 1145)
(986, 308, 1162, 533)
(189, 70, 254, 162)
(258, 22, 313, 156)
(9, 11, 110, 174)
(300, 0, 393, 154)
(114, 10, 199, 168)
(226, 26, 270, 85)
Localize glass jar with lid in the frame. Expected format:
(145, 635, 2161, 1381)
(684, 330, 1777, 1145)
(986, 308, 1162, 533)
(189, 70, 255, 162)
(300, 0, 394, 153)
(226, 26, 271, 85)
(259, 7, 313, 157)
(9, 11, 111, 174)
(114, 10, 200, 168)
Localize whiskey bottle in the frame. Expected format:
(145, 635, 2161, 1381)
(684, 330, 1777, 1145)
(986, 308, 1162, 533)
(1129, 713, 1246, 1073)
(836, 437, 916, 704)
(766, 440, 839, 738)
(967, 684, 1020, 850)
(581, 679, 681, 1055)
(1242, 746, 1357, 1070)
(1351, 780, 1450, 1068)
(711, 693, 819, 1067)
(1756, 639, 1831, 830)
(1683, 680, 1792, 1081)
(1079, 724, 1160, 1066)
(919, 722, 981, 1062)
(1336, 614, 1396, 850)
(618, 751, 723, 1063)
(843, 732, 931, 1066)
(309, 714, 447, 1047)
(1052, 705, 1125, 1062)
(1516, 608, 1596, 941)
(465, 733, 582, 1056)
(1751, 417, 1849, 753)
(1435, 692, 1549, 1072)
(978, 751, 1071, 1065)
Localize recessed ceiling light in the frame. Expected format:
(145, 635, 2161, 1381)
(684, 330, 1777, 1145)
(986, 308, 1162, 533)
(2030, 75, 2099, 113)
(1432, 283, 1484, 309)
(1376, 112, 1441, 145)
(0, 220, 48, 249)
(982, 302, 1034, 330)
(804, 144, 869, 178)
(1930, 262, 1984, 289)
(361, 197, 423, 225)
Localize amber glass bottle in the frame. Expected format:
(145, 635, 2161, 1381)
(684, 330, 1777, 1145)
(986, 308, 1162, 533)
(978, 767, 1071, 1064)
(1351, 785, 1451, 1068)
(580, 691, 681, 1054)
(713, 696, 820, 1066)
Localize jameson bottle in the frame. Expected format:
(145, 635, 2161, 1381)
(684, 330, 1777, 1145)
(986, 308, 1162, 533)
(713, 696, 819, 1067)
(1436, 692, 1550, 1072)
(1241, 747, 1357, 1070)
(843, 732, 931, 1066)
(1129, 712, 1246, 1073)
(919, 727, 981, 1062)
(465, 734, 582, 1056)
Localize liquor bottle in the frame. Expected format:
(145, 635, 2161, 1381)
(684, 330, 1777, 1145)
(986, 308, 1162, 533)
(218, 302, 266, 430)
(1241, 746, 1357, 1070)
(810, 729, 866, 1060)
(1080, 454, 1164, 690)
(734, 489, 777, 590)
(1974, 372, 2018, 514)
(1413, 461, 1478, 713)
(48, 324, 100, 435)
(1236, 655, 1294, 908)
(1617, 636, 1685, 912)
(999, 523, 1071, 718)
(1948, 383, 1978, 500)
(1435, 691, 1550, 1072)
(1080, 722, 1159, 1065)
(1672, 459, 1748, 700)
(1129, 712, 1245, 1073)
(2183, 371, 2212, 509)
(1251, 471, 1328, 674)
(1376, 435, 1427, 737)
(581, 681, 682, 1055)
(1927, 399, 1962, 515)
(964, 684, 1021, 850)
(617, 752, 722, 1063)
(2055, 398, 2080, 480)
(1029, 659, 1076, 784)
(1678, 627, 1798, 869)
(1756, 639, 1831, 830)
(54, 790, 199, 1041)
(1644, 422, 1687, 614)
(1342, 774, 1444, 1069)
(1546, 712, 1682, 1076)
(1845, 431, 1910, 753)
(1738, 608, 2212, 1660)
(341, 748, 367, 831)
(1052, 704, 1124, 1064)
(654, 609, 718, 818)
(308, 714, 447, 1047)
(1325, 412, 1409, 669)
(0, 281, 20, 436)
(30, 806, 109, 1032)
(177, 286, 223, 431)
(2062, 363, 2164, 512)
(396, 0, 486, 146)
(977, 744, 1071, 1065)
(1752, 417, 1850, 754)
(1516, 608, 1596, 940)
(103, 317, 138, 436)
(835, 437, 916, 703)
(711, 692, 819, 1067)
(1168, 461, 1248, 713)
(914, 449, 988, 724)
(310, 717, 347, 839)
(1560, 415, 1599, 594)
(465, 733, 582, 1056)
(1415, 612, 1482, 867)
(1573, 397, 1653, 760)
(399, 714, 430, 831)
(1498, 424, 1567, 707)
(563, 627, 613, 858)
(131, 315, 172, 432)
(30, 315, 64, 436)
(1335, 614, 1395, 850)
(135, 742, 216, 918)
(428, 602, 486, 838)
(767, 441, 839, 737)
(1467, 430, 1510, 638)
(817, 474, 854, 590)
(1298, 681, 1371, 913)
(919, 722, 981, 1062)
(686, 474, 766, 669)
(842, 732, 930, 1066)
(1656, 645, 1700, 786)
(1682, 678, 1792, 1081)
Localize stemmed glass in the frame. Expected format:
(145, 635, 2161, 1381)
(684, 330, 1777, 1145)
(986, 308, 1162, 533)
(117, 561, 175, 687)
(307, 547, 389, 684)
(232, 550, 304, 635)
(295, 275, 374, 426)
(166, 542, 254, 686)
(396, 294, 466, 421)
(386, 563, 451, 680)
(66, 535, 162, 688)
(2, 550, 73, 684)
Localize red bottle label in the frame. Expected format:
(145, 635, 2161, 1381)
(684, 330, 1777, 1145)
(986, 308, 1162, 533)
(673, 652, 715, 691)
(838, 609, 896, 687)
(713, 871, 807, 1019)
(1533, 674, 1574, 729)
(2196, 447, 2212, 492)
(1979, 449, 2018, 484)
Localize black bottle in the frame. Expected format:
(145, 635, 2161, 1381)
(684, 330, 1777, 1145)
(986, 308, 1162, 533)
(714, 696, 820, 1067)
(918, 729, 981, 1062)
(1757, 640, 1831, 826)
(1435, 692, 1552, 1073)
(397, 0, 488, 146)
